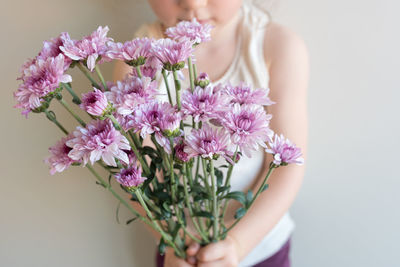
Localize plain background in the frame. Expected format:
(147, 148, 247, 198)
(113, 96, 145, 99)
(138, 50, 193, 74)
(1, 0, 399, 266)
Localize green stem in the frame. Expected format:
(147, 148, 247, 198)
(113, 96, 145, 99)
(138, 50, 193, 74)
(44, 110, 68, 135)
(108, 114, 150, 176)
(77, 63, 101, 89)
(61, 83, 81, 105)
(172, 71, 181, 110)
(95, 65, 108, 91)
(188, 57, 195, 92)
(134, 189, 185, 257)
(136, 66, 143, 78)
(209, 160, 219, 241)
(57, 98, 86, 127)
(225, 166, 276, 233)
(128, 130, 142, 150)
(221, 147, 239, 218)
(183, 163, 210, 242)
(162, 69, 173, 104)
(193, 64, 198, 80)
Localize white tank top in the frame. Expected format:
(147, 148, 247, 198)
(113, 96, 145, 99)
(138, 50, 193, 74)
(133, 2, 295, 266)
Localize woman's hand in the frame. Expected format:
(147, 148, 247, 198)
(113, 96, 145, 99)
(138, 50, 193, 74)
(164, 247, 195, 267)
(186, 235, 241, 267)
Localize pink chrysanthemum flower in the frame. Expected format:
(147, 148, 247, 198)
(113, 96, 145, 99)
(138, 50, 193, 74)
(14, 54, 72, 116)
(184, 123, 234, 163)
(80, 88, 109, 116)
(265, 134, 304, 166)
(174, 142, 191, 162)
(195, 72, 210, 88)
(106, 37, 153, 66)
(38, 32, 72, 68)
(105, 76, 158, 116)
(220, 104, 273, 157)
(44, 134, 79, 175)
(131, 56, 162, 79)
(122, 149, 137, 166)
(66, 119, 130, 167)
(165, 18, 213, 45)
(152, 38, 193, 70)
(223, 82, 275, 106)
(182, 85, 228, 123)
(132, 101, 181, 138)
(115, 165, 146, 189)
(60, 26, 112, 71)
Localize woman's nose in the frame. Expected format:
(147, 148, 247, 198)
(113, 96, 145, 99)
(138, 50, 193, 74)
(178, 0, 208, 10)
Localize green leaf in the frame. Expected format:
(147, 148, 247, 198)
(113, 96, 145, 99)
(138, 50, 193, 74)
(214, 168, 223, 187)
(261, 184, 269, 192)
(126, 217, 138, 225)
(158, 238, 167, 255)
(234, 207, 246, 219)
(222, 191, 246, 205)
(246, 190, 253, 205)
(108, 173, 112, 186)
(217, 186, 231, 195)
(95, 181, 106, 188)
(193, 211, 215, 220)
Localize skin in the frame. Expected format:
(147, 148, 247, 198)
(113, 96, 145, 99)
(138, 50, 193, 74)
(113, 1, 309, 266)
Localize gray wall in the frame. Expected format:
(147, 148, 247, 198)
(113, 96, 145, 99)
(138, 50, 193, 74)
(1, 0, 399, 266)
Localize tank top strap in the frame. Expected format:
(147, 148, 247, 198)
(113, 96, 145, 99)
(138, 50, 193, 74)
(236, 1, 271, 90)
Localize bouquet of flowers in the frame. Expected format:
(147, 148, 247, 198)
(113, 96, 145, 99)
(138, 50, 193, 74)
(13, 20, 304, 258)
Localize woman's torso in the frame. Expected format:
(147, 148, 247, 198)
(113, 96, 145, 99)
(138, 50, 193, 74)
(133, 2, 295, 266)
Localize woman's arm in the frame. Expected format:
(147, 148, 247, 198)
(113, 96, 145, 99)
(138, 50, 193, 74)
(194, 23, 309, 265)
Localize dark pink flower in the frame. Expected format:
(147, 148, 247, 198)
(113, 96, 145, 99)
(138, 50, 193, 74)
(105, 76, 158, 116)
(174, 142, 191, 162)
(152, 38, 193, 70)
(44, 134, 78, 175)
(184, 123, 234, 162)
(80, 88, 109, 116)
(165, 18, 213, 45)
(66, 119, 130, 167)
(60, 26, 112, 71)
(14, 54, 72, 116)
(195, 72, 210, 88)
(223, 82, 275, 106)
(182, 85, 229, 123)
(106, 37, 153, 66)
(265, 134, 304, 166)
(115, 165, 146, 188)
(220, 104, 273, 157)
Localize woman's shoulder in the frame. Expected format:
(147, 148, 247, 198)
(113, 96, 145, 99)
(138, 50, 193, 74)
(263, 22, 309, 69)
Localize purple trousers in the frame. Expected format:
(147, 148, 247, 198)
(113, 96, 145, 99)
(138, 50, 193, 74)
(155, 238, 291, 267)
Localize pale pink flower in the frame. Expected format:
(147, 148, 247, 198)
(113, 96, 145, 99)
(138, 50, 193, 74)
(80, 88, 109, 116)
(131, 56, 162, 79)
(152, 38, 193, 70)
(105, 76, 158, 116)
(165, 18, 213, 45)
(66, 119, 130, 167)
(184, 123, 234, 163)
(265, 134, 304, 166)
(14, 54, 72, 116)
(45, 134, 78, 175)
(106, 37, 153, 66)
(60, 26, 112, 71)
(223, 82, 275, 106)
(38, 32, 72, 68)
(115, 165, 146, 188)
(220, 104, 273, 157)
(181, 85, 228, 123)
(132, 101, 181, 139)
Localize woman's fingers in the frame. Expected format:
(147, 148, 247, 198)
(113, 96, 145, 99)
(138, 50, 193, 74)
(197, 256, 238, 267)
(196, 241, 228, 262)
(186, 242, 200, 256)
